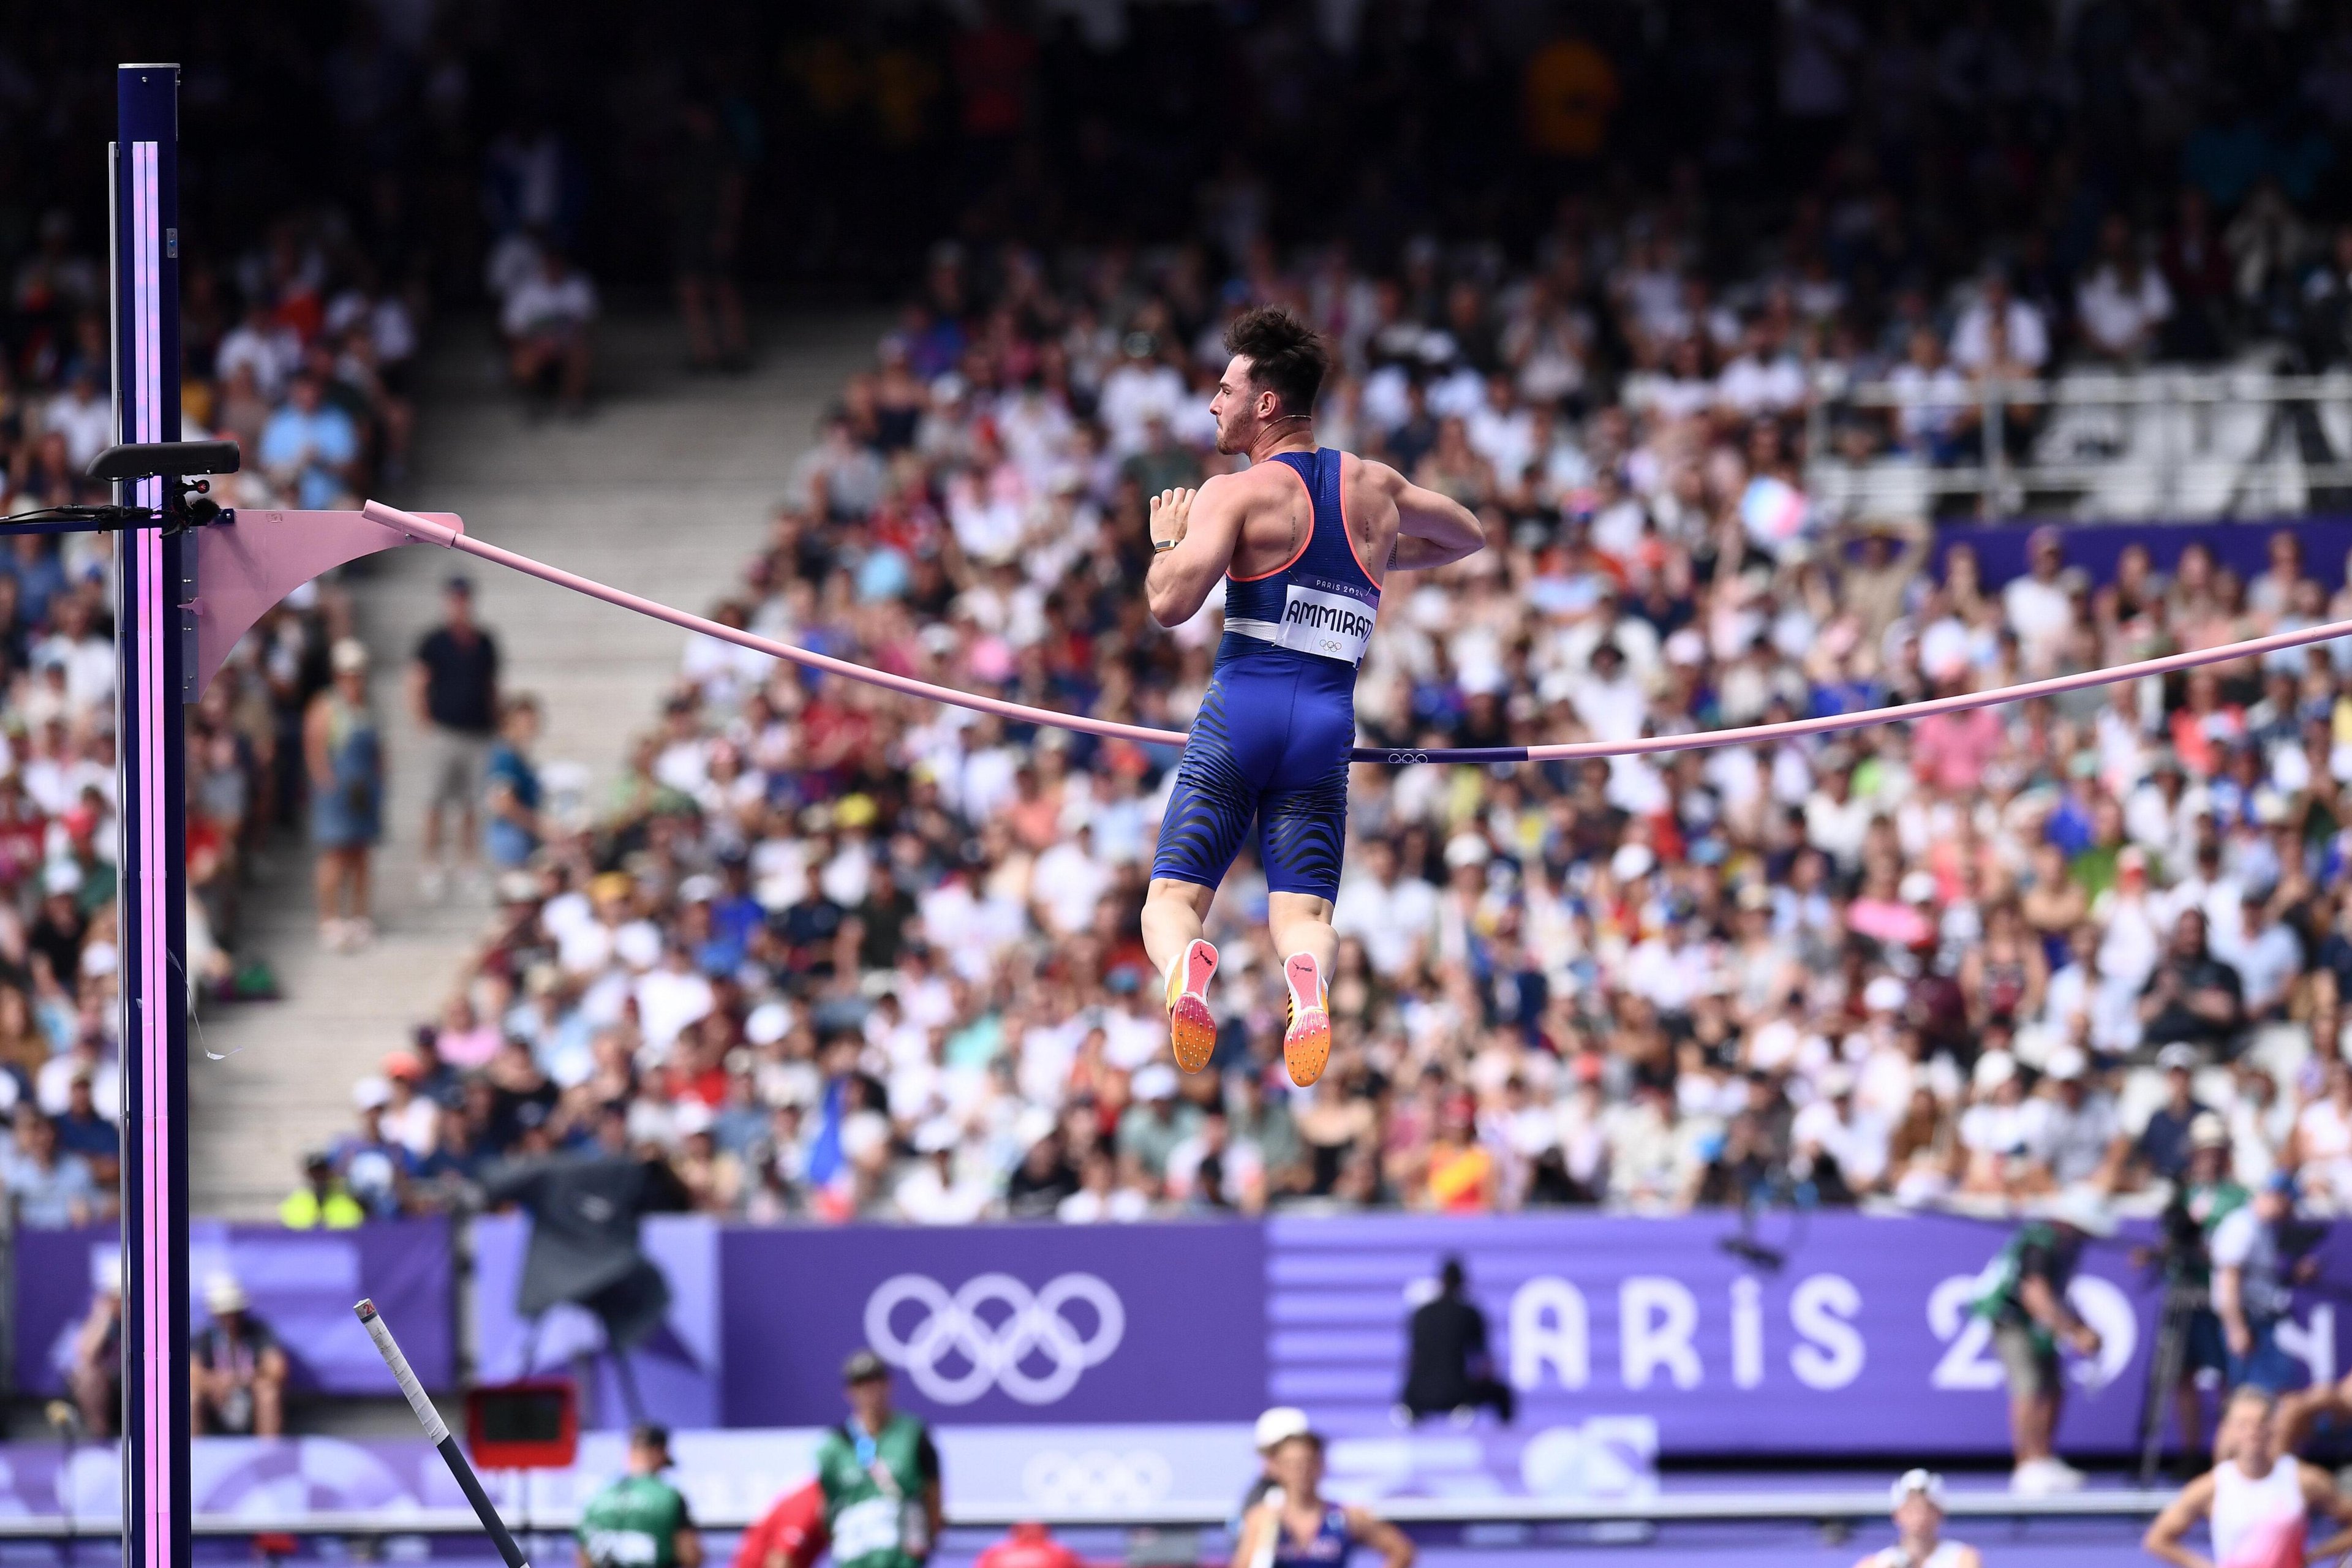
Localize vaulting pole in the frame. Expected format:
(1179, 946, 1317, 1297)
(112, 61, 191, 1568)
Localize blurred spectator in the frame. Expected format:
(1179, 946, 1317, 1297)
(68, 1253, 121, 1438)
(280, 1150, 366, 1229)
(306, 639, 383, 951)
(502, 249, 596, 417)
(3, 1107, 103, 1227)
(1853, 1470, 1980, 1568)
(410, 578, 501, 897)
(190, 1272, 287, 1437)
(1397, 1257, 1513, 1427)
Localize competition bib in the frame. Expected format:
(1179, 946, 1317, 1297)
(1239, 583, 1375, 665)
(831, 1497, 905, 1563)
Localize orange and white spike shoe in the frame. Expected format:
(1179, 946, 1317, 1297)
(1281, 952, 1333, 1088)
(1164, 938, 1220, 1073)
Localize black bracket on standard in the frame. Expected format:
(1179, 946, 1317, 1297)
(85, 439, 242, 482)
(0, 439, 251, 538)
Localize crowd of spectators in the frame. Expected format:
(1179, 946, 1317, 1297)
(0, 203, 423, 1224)
(309, 184, 2352, 1228)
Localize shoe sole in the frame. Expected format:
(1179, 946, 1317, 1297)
(1169, 940, 1219, 1072)
(1283, 952, 1332, 1087)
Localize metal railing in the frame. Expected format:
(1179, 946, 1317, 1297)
(1806, 367, 2352, 521)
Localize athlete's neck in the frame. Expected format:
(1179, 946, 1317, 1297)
(1247, 419, 1315, 464)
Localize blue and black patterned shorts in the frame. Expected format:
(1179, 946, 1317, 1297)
(1152, 635, 1354, 902)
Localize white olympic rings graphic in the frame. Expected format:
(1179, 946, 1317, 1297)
(1020, 1448, 1175, 1512)
(862, 1272, 1126, 1405)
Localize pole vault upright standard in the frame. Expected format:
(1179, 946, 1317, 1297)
(113, 62, 190, 1568)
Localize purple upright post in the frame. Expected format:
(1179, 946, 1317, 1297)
(112, 62, 190, 1568)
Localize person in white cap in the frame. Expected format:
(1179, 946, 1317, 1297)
(192, 1272, 288, 1436)
(1972, 1189, 2111, 1493)
(1853, 1469, 1978, 1568)
(1230, 1419, 1413, 1568)
(2145, 1385, 2352, 1568)
(1231, 1407, 1313, 1532)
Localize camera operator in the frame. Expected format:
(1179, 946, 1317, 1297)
(1973, 1190, 2108, 1494)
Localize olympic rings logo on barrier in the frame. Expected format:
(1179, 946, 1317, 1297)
(1020, 1448, 1176, 1511)
(862, 1272, 1126, 1405)
(1385, 750, 1430, 765)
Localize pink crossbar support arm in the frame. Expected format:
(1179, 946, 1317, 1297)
(357, 500, 1188, 747)
(192, 507, 467, 695)
(361, 499, 2352, 767)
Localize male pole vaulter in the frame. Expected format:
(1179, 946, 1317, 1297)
(1142, 306, 1485, 1087)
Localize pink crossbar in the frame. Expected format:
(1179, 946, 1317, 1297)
(358, 500, 2352, 766)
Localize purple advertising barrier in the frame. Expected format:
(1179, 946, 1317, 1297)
(1931, 516, 2352, 590)
(13, 1219, 456, 1396)
(715, 1221, 1268, 1427)
(1268, 1212, 2352, 1458)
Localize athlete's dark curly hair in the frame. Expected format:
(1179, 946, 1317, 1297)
(1223, 306, 1329, 419)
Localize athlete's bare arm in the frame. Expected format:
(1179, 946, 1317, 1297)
(2141, 1470, 2217, 1568)
(1145, 477, 1245, 627)
(1368, 464, 1483, 571)
(2302, 1461, 2352, 1559)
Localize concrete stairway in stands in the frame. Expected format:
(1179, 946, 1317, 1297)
(187, 309, 880, 1217)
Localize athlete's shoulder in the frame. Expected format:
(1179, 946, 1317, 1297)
(1342, 451, 1409, 494)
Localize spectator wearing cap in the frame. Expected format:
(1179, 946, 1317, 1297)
(305, 638, 383, 952)
(2138, 908, 2245, 1057)
(1853, 1468, 1978, 1568)
(191, 1272, 287, 1436)
(577, 1424, 701, 1568)
(330, 1076, 413, 1216)
(1235, 1406, 1311, 1529)
(816, 1351, 941, 1568)
(2212, 1172, 2312, 1396)
(411, 576, 500, 901)
(280, 1150, 366, 1229)
(1232, 1417, 1414, 1568)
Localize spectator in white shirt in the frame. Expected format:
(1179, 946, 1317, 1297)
(1333, 839, 1440, 979)
(2075, 216, 2173, 362)
(214, 299, 301, 402)
(1950, 271, 2049, 372)
(1885, 326, 1975, 461)
(894, 1127, 997, 1224)
(2001, 528, 2075, 675)
(501, 249, 596, 415)
(43, 369, 112, 473)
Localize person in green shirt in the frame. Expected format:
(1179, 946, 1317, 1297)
(578, 1425, 702, 1568)
(815, 1351, 942, 1568)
